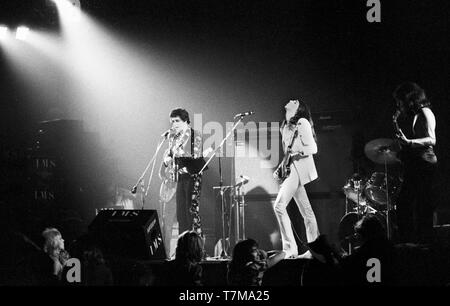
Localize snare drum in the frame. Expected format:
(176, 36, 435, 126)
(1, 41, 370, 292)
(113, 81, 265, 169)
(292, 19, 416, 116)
(342, 175, 366, 205)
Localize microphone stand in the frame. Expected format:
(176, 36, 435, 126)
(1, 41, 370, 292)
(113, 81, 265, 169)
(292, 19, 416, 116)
(199, 115, 248, 259)
(212, 147, 231, 258)
(131, 135, 168, 210)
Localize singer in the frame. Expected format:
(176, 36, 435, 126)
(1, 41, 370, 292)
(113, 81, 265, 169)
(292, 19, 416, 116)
(159, 108, 205, 257)
(272, 99, 319, 259)
(393, 82, 438, 244)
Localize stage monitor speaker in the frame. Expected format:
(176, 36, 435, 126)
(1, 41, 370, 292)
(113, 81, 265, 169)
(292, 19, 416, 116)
(88, 209, 166, 260)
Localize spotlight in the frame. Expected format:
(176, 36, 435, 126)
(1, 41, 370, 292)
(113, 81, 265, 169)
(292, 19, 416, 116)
(16, 26, 30, 41)
(53, 0, 81, 22)
(52, 0, 81, 8)
(68, 0, 81, 9)
(0, 26, 8, 39)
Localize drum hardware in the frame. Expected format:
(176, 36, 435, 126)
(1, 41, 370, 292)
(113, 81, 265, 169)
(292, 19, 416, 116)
(342, 173, 368, 254)
(233, 175, 249, 243)
(213, 174, 249, 256)
(364, 138, 400, 240)
(340, 137, 402, 250)
(342, 173, 369, 215)
(365, 172, 401, 210)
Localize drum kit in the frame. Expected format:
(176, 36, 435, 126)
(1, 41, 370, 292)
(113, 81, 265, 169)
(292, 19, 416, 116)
(339, 138, 402, 253)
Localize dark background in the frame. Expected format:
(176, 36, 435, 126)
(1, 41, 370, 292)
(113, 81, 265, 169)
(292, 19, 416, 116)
(1, 0, 449, 253)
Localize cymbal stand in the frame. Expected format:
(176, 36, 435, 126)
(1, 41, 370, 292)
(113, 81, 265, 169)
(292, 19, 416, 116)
(353, 178, 364, 255)
(355, 178, 362, 217)
(384, 157, 391, 240)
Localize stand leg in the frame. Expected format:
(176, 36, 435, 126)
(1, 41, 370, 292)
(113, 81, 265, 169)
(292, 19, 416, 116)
(385, 160, 391, 240)
(235, 192, 240, 244)
(220, 190, 228, 258)
(241, 196, 246, 240)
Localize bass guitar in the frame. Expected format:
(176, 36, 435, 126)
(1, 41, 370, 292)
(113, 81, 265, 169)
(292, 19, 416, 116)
(274, 128, 299, 184)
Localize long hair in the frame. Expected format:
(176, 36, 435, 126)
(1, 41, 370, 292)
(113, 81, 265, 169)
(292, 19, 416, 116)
(282, 99, 317, 142)
(393, 82, 431, 114)
(83, 246, 106, 267)
(42, 228, 62, 257)
(175, 230, 204, 264)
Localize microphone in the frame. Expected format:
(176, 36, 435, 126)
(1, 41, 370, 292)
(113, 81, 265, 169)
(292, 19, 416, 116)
(239, 175, 250, 183)
(234, 111, 255, 119)
(131, 185, 137, 194)
(235, 174, 250, 188)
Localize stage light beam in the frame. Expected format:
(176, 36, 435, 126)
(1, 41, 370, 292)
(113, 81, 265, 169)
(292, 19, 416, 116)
(53, 0, 81, 23)
(16, 26, 30, 41)
(0, 26, 8, 40)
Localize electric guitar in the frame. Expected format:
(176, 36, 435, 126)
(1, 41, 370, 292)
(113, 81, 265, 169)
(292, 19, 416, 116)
(274, 128, 299, 183)
(392, 110, 406, 155)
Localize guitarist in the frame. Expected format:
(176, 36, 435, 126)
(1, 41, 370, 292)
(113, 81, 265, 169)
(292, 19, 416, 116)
(393, 82, 437, 244)
(162, 108, 205, 244)
(272, 99, 320, 259)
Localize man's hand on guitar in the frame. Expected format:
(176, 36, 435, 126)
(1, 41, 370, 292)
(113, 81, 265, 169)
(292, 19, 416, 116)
(396, 129, 411, 146)
(273, 168, 280, 180)
(290, 151, 306, 158)
(163, 155, 172, 166)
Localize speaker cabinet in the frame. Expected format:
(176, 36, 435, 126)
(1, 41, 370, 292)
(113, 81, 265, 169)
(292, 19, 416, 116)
(88, 209, 166, 260)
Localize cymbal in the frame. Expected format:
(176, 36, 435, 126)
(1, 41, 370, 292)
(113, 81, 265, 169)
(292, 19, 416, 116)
(364, 138, 400, 165)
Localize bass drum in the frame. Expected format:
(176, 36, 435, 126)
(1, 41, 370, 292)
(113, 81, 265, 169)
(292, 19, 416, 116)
(338, 212, 387, 253)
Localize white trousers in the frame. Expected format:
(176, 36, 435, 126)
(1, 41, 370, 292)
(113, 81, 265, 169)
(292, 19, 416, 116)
(273, 169, 319, 255)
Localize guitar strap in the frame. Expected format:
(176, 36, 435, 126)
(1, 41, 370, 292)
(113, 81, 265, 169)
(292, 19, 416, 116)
(191, 128, 194, 157)
(189, 128, 203, 237)
(287, 127, 299, 153)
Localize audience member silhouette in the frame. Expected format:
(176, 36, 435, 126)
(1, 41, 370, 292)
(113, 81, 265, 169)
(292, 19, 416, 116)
(42, 228, 69, 282)
(300, 235, 343, 286)
(170, 230, 205, 286)
(227, 238, 285, 286)
(81, 245, 114, 286)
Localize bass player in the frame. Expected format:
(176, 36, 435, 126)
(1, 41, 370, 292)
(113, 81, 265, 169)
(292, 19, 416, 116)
(273, 99, 320, 259)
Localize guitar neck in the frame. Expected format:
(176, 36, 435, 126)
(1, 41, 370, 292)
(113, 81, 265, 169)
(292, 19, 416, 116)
(393, 119, 402, 134)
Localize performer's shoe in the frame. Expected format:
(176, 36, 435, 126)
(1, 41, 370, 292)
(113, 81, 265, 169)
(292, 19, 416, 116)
(297, 250, 313, 259)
